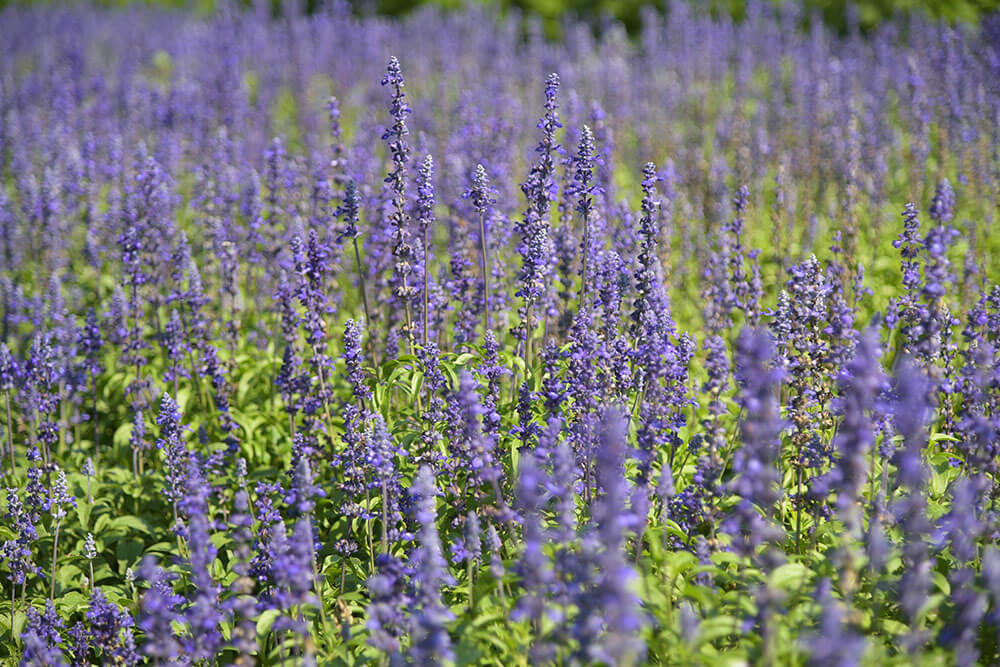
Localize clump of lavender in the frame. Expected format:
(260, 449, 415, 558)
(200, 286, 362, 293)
(3, 487, 41, 596)
(117, 220, 151, 425)
(21, 601, 68, 666)
(476, 331, 508, 436)
(366, 414, 408, 547)
(225, 487, 257, 663)
(936, 475, 988, 667)
(84, 588, 137, 664)
(727, 186, 761, 324)
(917, 182, 960, 373)
(887, 204, 924, 336)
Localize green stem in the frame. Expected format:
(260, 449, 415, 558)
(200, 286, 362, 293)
(467, 559, 475, 611)
(50, 519, 61, 600)
(423, 227, 430, 348)
(4, 390, 13, 478)
(91, 372, 99, 470)
(479, 211, 490, 334)
(352, 237, 377, 366)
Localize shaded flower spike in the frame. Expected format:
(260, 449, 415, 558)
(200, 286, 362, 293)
(929, 177, 956, 223)
(408, 466, 454, 664)
(725, 328, 785, 562)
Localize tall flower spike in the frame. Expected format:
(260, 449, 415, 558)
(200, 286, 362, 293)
(516, 73, 561, 365)
(725, 329, 785, 563)
(155, 393, 190, 515)
(827, 328, 887, 539)
(416, 154, 436, 343)
(343, 319, 370, 404)
(382, 56, 417, 349)
(366, 552, 409, 657)
(572, 125, 599, 294)
(928, 177, 955, 224)
(631, 162, 661, 338)
(177, 460, 224, 660)
(337, 180, 361, 242)
(408, 466, 454, 664)
(465, 163, 496, 333)
(512, 453, 551, 633)
(890, 358, 932, 653)
(572, 408, 646, 665)
(137, 557, 184, 662)
(805, 579, 866, 666)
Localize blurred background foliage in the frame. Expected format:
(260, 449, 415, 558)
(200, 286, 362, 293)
(3, 0, 999, 33)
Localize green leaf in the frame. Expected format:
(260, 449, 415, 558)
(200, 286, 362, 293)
(768, 562, 810, 591)
(108, 515, 152, 535)
(256, 608, 282, 636)
(881, 619, 909, 636)
(697, 615, 740, 644)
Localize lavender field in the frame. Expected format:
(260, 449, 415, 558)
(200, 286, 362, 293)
(1, 2, 1000, 665)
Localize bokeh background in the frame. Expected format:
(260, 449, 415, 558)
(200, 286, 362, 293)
(2, 0, 999, 34)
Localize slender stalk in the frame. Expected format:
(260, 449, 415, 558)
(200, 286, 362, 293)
(90, 373, 99, 469)
(49, 518, 61, 599)
(380, 478, 389, 555)
(352, 237, 377, 366)
(177, 306, 209, 412)
(4, 390, 13, 477)
(522, 304, 534, 377)
(467, 559, 475, 611)
(423, 227, 430, 348)
(364, 475, 375, 574)
(794, 464, 803, 554)
(306, 516, 331, 653)
(478, 211, 490, 334)
(402, 300, 416, 356)
(57, 382, 67, 458)
(580, 210, 590, 302)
